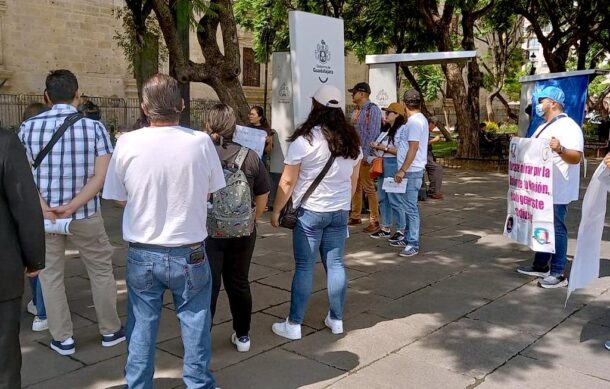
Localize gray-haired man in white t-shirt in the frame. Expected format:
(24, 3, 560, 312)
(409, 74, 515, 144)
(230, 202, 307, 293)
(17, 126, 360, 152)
(103, 74, 225, 388)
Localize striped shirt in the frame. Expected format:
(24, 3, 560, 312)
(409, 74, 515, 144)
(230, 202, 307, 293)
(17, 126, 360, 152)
(351, 100, 382, 158)
(19, 104, 113, 220)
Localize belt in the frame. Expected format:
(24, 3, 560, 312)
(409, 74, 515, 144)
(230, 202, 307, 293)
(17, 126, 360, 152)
(129, 242, 203, 250)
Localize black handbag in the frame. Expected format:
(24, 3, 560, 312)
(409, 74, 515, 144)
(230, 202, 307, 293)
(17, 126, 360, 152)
(279, 156, 336, 229)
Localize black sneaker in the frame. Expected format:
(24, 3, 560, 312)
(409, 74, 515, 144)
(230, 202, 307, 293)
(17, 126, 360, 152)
(50, 337, 75, 356)
(516, 265, 550, 278)
(370, 229, 391, 239)
(388, 232, 405, 243)
(102, 327, 126, 347)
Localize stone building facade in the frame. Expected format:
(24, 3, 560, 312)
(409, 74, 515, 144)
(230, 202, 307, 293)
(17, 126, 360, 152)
(0, 0, 367, 105)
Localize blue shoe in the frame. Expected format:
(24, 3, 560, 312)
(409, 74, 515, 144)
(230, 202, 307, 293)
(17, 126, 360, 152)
(399, 245, 419, 257)
(101, 327, 126, 347)
(50, 337, 75, 356)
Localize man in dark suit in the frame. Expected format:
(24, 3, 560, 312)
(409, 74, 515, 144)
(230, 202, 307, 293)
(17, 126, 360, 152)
(0, 129, 45, 389)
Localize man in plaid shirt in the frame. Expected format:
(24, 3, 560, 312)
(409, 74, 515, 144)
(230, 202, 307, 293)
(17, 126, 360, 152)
(348, 82, 382, 232)
(19, 69, 124, 356)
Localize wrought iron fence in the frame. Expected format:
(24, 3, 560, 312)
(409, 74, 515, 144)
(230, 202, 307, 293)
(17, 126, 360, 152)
(0, 94, 223, 132)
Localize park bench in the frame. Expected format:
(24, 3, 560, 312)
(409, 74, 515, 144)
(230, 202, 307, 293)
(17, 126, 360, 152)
(584, 140, 609, 158)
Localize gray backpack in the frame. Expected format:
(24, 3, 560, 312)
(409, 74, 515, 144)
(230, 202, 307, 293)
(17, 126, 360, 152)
(207, 147, 256, 238)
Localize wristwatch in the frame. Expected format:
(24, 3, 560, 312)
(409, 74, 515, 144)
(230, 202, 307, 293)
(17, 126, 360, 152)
(384, 146, 389, 152)
(558, 146, 566, 154)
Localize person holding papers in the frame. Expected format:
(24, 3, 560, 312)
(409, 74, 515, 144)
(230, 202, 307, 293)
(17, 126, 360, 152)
(368, 102, 407, 244)
(389, 90, 429, 257)
(516, 86, 584, 288)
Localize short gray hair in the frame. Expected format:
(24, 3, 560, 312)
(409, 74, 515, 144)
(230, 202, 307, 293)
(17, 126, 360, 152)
(141, 74, 182, 122)
(202, 103, 236, 140)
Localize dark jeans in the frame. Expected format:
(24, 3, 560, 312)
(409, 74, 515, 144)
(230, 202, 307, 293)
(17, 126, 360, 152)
(206, 229, 257, 337)
(0, 297, 21, 389)
(533, 204, 569, 276)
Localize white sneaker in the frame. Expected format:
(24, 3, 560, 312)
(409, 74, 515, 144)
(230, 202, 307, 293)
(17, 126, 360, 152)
(32, 316, 48, 332)
(231, 333, 251, 352)
(324, 312, 343, 334)
(27, 300, 37, 316)
(271, 318, 301, 340)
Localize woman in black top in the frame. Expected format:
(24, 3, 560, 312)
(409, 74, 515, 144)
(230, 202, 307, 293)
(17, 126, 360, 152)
(248, 106, 275, 166)
(203, 103, 271, 353)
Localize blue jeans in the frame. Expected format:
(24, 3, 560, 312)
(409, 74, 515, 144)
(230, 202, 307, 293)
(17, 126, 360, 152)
(378, 158, 406, 231)
(289, 208, 348, 323)
(125, 244, 215, 389)
(533, 204, 568, 276)
(389, 170, 424, 248)
(28, 276, 46, 319)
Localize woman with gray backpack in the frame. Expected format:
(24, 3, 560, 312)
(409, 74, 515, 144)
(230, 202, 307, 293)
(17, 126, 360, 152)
(270, 85, 362, 339)
(204, 103, 271, 352)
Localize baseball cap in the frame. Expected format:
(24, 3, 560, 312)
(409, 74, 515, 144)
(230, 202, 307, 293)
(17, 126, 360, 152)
(381, 102, 406, 117)
(403, 89, 422, 104)
(535, 86, 565, 106)
(348, 82, 371, 94)
(312, 85, 342, 108)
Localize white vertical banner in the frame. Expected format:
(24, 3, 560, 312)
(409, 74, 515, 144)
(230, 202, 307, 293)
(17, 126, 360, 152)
(368, 63, 397, 108)
(288, 11, 345, 127)
(270, 52, 294, 174)
(504, 137, 555, 253)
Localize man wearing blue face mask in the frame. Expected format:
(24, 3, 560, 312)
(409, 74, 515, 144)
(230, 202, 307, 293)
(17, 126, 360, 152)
(517, 86, 584, 288)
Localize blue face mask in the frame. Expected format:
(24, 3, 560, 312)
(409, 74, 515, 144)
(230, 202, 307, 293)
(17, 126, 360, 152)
(535, 103, 545, 118)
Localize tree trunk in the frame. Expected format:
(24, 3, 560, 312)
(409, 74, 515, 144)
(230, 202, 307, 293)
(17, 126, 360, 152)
(495, 93, 519, 123)
(444, 62, 478, 157)
(400, 63, 453, 141)
(150, 0, 250, 124)
(133, 32, 159, 101)
(486, 91, 496, 122)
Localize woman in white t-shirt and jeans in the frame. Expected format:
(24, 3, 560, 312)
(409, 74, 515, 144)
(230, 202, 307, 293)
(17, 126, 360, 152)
(270, 85, 362, 339)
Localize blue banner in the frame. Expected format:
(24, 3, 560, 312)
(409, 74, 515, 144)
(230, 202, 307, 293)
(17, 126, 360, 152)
(526, 75, 588, 137)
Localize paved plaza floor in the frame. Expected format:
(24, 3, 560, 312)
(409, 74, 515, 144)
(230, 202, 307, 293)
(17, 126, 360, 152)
(19, 163, 610, 388)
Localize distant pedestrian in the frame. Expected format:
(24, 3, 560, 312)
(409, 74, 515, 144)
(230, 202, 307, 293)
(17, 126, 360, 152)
(0, 130, 45, 389)
(103, 74, 224, 388)
(270, 85, 362, 339)
(517, 86, 584, 288)
(205, 103, 271, 353)
(19, 69, 124, 356)
(249, 105, 275, 166)
(348, 82, 382, 232)
(426, 116, 444, 199)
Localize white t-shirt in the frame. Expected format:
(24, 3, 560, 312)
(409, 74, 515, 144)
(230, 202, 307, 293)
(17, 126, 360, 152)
(103, 126, 226, 246)
(531, 114, 584, 204)
(284, 127, 362, 212)
(396, 113, 428, 171)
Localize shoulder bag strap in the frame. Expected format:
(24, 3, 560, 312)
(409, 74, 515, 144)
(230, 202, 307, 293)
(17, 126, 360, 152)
(534, 113, 567, 139)
(33, 112, 84, 169)
(234, 146, 249, 170)
(300, 156, 336, 205)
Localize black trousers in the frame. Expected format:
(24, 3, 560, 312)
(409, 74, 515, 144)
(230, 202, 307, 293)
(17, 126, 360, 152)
(0, 297, 22, 389)
(206, 229, 257, 337)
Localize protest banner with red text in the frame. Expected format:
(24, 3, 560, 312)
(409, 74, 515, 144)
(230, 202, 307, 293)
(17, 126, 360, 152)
(504, 137, 555, 253)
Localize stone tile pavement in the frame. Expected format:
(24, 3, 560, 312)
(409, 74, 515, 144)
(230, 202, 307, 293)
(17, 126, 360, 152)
(19, 164, 610, 388)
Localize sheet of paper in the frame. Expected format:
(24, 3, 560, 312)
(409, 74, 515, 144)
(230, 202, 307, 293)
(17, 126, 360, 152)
(44, 218, 72, 235)
(233, 125, 268, 158)
(382, 177, 407, 193)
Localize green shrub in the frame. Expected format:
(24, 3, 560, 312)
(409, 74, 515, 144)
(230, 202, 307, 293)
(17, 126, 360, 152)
(498, 123, 519, 134)
(483, 120, 500, 133)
